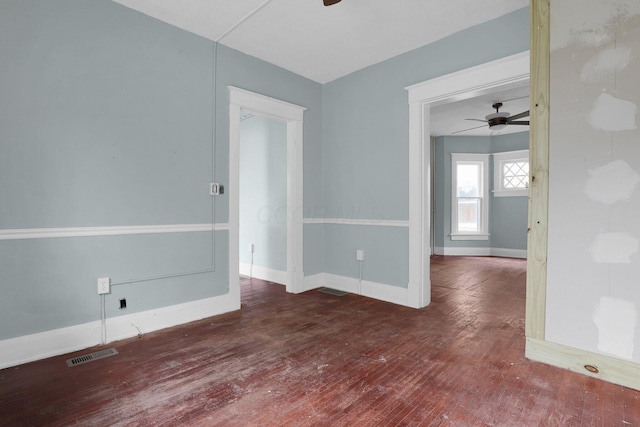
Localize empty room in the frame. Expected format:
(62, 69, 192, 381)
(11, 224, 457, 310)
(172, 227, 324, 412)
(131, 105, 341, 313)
(1, 0, 640, 425)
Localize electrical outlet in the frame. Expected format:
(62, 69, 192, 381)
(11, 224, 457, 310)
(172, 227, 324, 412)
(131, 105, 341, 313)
(356, 250, 365, 261)
(250, 243, 255, 253)
(119, 298, 127, 309)
(97, 277, 110, 295)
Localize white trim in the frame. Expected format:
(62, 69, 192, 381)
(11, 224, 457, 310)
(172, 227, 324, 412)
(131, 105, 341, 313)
(526, 337, 640, 392)
(239, 263, 287, 285)
(0, 292, 239, 369)
(434, 247, 492, 256)
(405, 51, 530, 105)
(229, 86, 306, 298)
(406, 51, 530, 311)
(493, 149, 530, 198)
(303, 273, 410, 307)
(493, 189, 528, 198)
(491, 248, 527, 259)
(228, 86, 305, 122)
(451, 153, 490, 239)
(303, 218, 409, 227)
(450, 233, 490, 241)
(433, 247, 527, 259)
(0, 223, 230, 240)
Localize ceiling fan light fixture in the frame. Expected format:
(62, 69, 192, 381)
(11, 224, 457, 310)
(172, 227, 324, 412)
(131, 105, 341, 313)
(323, 0, 342, 5)
(490, 124, 507, 131)
(485, 112, 510, 121)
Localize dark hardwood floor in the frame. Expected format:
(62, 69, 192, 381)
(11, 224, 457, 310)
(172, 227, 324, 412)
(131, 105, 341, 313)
(1, 256, 639, 426)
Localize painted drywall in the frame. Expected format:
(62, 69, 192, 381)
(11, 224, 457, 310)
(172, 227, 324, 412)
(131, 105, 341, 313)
(321, 7, 530, 285)
(0, 0, 528, 353)
(546, 0, 640, 362)
(434, 136, 493, 249)
(213, 44, 324, 277)
(0, 0, 323, 341)
(433, 133, 528, 253)
(490, 132, 530, 251)
(239, 115, 287, 273)
(0, 0, 221, 340)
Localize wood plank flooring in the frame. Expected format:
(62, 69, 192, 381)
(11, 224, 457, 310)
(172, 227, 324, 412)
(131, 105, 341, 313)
(1, 256, 639, 426)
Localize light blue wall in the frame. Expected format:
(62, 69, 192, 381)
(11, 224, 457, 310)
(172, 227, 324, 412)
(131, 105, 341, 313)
(434, 136, 493, 249)
(0, 0, 322, 340)
(239, 116, 287, 272)
(320, 7, 529, 285)
(490, 132, 529, 250)
(213, 44, 324, 276)
(0, 0, 528, 342)
(433, 132, 529, 251)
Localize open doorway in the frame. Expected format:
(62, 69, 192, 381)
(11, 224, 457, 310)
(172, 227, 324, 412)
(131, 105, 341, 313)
(429, 84, 530, 258)
(228, 87, 306, 307)
(405, 51, 530, 309)
(239, 112, 288, 285)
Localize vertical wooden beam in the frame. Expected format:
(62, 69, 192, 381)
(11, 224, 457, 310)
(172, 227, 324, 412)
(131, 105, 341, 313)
(526, 0, 550, 340)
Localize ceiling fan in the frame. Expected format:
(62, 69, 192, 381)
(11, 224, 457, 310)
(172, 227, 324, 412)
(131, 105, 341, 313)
(323, 0, 342, 5)
(453, 102, 529, 134)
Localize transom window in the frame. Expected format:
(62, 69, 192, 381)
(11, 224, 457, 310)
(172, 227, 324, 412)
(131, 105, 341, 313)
(493, 150, 530, 197)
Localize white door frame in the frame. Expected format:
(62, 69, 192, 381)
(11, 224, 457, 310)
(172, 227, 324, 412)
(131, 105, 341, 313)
(228, 86, 306, 303)
(405, 51, 530, 309)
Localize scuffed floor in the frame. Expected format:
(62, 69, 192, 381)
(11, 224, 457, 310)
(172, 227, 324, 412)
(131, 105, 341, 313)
(1, 256, 639, 426)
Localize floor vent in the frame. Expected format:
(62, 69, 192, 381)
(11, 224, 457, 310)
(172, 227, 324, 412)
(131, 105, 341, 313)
(318, 287, 349, 296)
(66, 348, 118, 367)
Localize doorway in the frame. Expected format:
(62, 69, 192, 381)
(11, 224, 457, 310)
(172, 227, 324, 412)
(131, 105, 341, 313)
(239, 112, 288, 285)
(228, 87, 306, 307)
(405, 51, 531, 309)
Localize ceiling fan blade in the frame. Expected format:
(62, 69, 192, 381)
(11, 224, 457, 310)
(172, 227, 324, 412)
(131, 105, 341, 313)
(508, 110, 530, 121)
(323, 0, 342, 5)
(508, 121, 530, 125)
(464, 118, 487, 123)
(451, 124, 487, 135)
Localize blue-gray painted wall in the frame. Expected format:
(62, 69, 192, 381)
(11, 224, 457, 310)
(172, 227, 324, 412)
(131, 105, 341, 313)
(0, 0, 322, 340)
(239, 116, 287, 272)
(0, 0, 528, 341)
(433, 132, 529, 251)
(321, 7, 529, 285)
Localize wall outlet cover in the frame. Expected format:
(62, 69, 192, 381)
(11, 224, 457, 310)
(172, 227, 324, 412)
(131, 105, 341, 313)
(97, 277, 110, 295)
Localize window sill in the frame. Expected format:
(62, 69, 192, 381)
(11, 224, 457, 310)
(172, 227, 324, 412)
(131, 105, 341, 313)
(450, 233, 490, 241)
(493, 189, 528, 198)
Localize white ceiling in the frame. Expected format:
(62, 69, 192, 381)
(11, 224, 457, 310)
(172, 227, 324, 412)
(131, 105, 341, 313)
(112, 0, 528, 84)
(431, 84, 530, 137)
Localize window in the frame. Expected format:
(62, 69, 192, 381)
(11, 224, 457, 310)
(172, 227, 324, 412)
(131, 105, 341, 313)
(493, 150, 530, 197)
(451, 153, 489, 240)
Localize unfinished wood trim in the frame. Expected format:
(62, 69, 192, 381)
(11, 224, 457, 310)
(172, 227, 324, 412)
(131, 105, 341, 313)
(525, 0, 550, 340)
(526, 338, 640, 391)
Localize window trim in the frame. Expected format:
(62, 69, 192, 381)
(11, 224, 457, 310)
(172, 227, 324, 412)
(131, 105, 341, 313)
(450, 153, 490, 240)
(493, 149, 530, 198)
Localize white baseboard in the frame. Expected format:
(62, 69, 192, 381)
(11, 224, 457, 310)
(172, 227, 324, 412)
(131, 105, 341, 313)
(526, 337, 640, 391)
(0, 292, 239, 370)
(433, 246, 526, 259)
(303, 273, 410, 307)
(239, 263, 286, 285)
(491, 248, 527, 258)
(434, 247, 491, 256)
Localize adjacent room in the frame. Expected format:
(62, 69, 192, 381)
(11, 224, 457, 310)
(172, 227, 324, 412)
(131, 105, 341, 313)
(2, 0, 640, 424)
